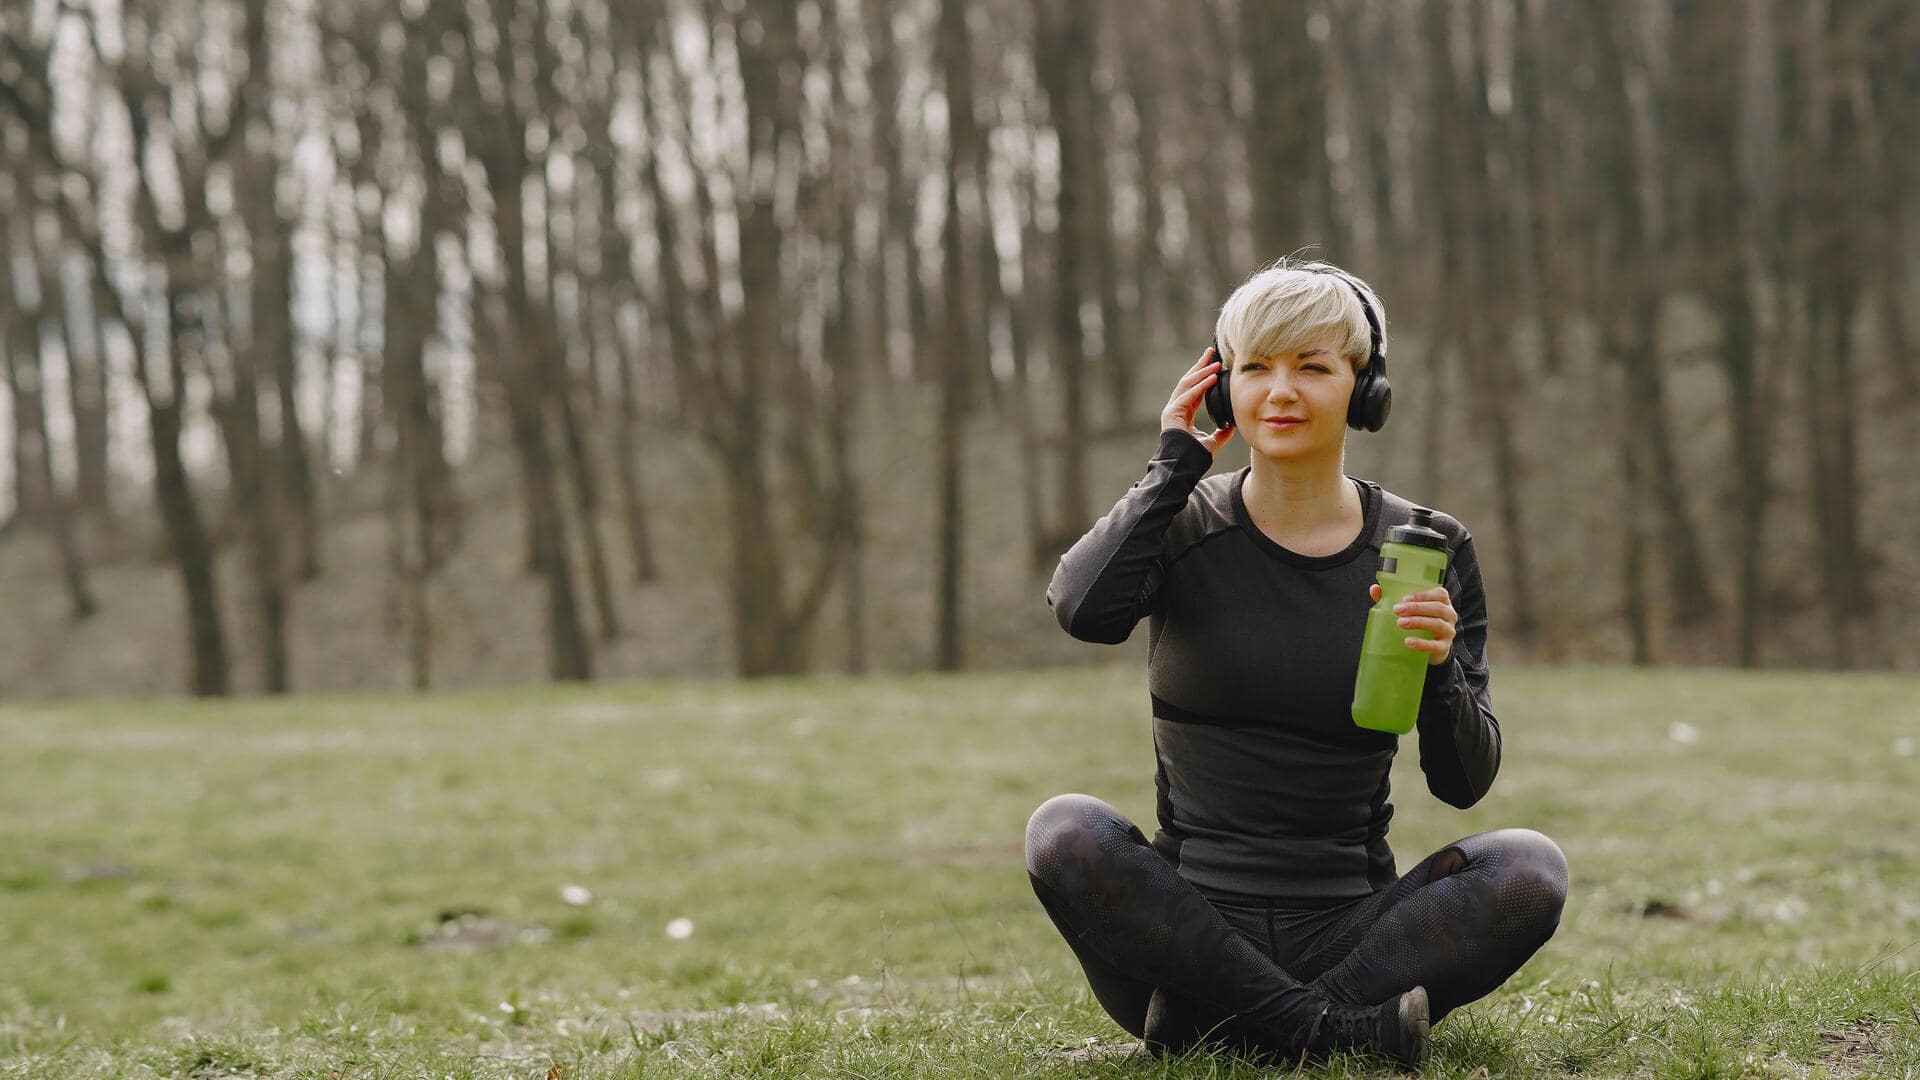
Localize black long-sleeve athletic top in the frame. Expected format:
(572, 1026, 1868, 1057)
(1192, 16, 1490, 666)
(1046, 428, 1501, 902)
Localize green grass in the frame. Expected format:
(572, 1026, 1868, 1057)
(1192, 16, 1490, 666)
(2, 664, 1918, 1077)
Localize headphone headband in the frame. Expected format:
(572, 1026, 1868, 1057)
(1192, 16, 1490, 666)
(1321, 269, 1386, 380)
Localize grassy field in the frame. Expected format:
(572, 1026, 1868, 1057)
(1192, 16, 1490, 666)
(2, 664, 1918, 1078)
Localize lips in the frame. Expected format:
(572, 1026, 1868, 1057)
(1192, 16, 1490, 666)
(1262, 417, 1306, 426)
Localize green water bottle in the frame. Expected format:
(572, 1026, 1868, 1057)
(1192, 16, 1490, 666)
(1352, 507, 1451, 734)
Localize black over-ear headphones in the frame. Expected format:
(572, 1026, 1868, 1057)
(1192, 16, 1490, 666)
(1204, 270, 1393, 434)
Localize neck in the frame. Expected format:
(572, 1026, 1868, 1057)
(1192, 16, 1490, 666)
(1243, 449, 1354, 531)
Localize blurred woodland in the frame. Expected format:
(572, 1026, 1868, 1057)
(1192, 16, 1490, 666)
(1, 0, 1917, 698)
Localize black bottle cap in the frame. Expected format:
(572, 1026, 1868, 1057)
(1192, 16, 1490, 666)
(1387, 507, 1449, 551)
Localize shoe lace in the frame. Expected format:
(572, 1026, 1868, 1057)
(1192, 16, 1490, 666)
(1316, 1002, 1381, 1049)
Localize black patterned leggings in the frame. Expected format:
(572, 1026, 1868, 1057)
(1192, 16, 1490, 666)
(1024, 793, 1569, 1054)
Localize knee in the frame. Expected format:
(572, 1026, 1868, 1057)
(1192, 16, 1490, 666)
(1023, 793, 1112, 881)
(1487, 828, 1569, 929)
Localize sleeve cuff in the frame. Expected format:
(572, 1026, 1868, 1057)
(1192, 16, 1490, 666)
(1424, 654, 1463, 693)
(1156, 428, 1215, 471)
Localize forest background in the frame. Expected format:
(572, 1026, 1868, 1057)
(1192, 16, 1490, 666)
(2, 0, 1917, 698)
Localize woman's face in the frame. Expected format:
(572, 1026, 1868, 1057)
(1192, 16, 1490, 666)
(1228, 330, 1355, 463)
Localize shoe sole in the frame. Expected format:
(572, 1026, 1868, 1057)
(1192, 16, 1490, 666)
(1399, 985, 1431, 1069)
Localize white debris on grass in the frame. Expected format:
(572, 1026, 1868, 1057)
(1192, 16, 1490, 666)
(1752, 895, 1809, 923)
(665, 917, 695, 940)
(560, 884, 593, 906)
(1668, 722, 1701, 745)
(1894, 737, 1917, 758)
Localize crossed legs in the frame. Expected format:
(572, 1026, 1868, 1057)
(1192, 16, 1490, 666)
(1023, 793, 1568, 1054)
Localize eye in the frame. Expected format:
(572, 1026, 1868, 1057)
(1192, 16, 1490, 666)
(1303, 364, 1329, 373)
(1240, 361, 1266, 372)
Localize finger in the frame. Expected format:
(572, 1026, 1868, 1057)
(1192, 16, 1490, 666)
(1395, 616, 1454, 637)
(1404, 636, 1448, 654)
(1393, 601, 1455, 620)
(1174, 362, 1222, 393)
(1369, 584, 1382, 601)
(1173, 372, 1218, 404)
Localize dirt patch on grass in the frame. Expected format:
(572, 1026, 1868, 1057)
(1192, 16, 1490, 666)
(1057, 1038, 1146, 1065)
(1819, 1017, 1900, 1076)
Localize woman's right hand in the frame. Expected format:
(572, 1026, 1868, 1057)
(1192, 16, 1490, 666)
(1160, 347, 1237, 455)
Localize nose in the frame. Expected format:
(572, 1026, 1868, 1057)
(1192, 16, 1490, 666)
(1266, 372, 1300, 403)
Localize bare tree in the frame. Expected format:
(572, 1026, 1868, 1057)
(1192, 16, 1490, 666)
(0, 155, 96, 619)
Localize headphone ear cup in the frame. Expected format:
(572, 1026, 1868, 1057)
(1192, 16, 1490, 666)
(1348, 370, 1392, 432)
(1204, 367, 1233, 430)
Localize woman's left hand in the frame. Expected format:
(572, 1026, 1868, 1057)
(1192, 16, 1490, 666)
(1369, 583, 1456, 667)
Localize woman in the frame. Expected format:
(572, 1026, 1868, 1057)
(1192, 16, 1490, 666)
(1024, 260, 1568, 1069)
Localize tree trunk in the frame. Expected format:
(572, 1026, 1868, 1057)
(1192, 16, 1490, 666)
(933, 0, 980, 670)
(1612, 324, 1655, 666)
(1037, 0, 1094, 545)
(156, 291, 232, 697)
(1473, 320, 1540, 638)
(1241, 0, 1322, 254)
(716, 0, 823, 676)
(594, 153, 660, 585)
(499, 325, 593, 681)
(226, 0, 297, 691)
(278, 241, 321, 581)
(0, 247, 96, 619)
(551, 350, 623, 641)
(1621, 298, 1719, 626)
(61, 271, 112, 516)
(1794, 0, 1876, 666)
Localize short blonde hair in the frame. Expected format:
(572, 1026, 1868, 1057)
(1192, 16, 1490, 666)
(1213, 258, 1385, 374)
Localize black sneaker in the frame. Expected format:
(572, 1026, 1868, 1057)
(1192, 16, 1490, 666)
(1308, 986, 1430, 1070)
